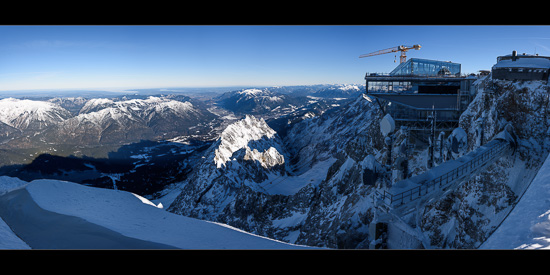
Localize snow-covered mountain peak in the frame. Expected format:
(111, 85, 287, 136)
(36, 95, 212, 146)
(73, 96, 199, 126)
(0, 98, 71, 130)
(238, 88, 264, 96)
(79, 96, 194, 115)
(213, 115, 280, 168)
(234, 88, 283, 102)
(78, 98, 115, 114)
(149, 97, 195, 116)
(166, 114, 289, 225)
(338, 84, 360, 91)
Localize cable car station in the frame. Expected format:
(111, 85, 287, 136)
(364, 57, 477, 133)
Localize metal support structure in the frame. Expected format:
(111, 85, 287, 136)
(375, 137, 512, 211)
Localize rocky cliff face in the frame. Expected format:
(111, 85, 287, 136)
(418, 77, 550, 248)
(212, 115, 284, 169)
(282, 94, 386, 248)
(165, 78, 550, 249)
(168, 115, 288, 225)
(167, 95, 388, 248)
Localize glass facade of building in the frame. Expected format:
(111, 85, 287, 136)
(390, 58, 461, 76)
(367, 81, 412, 93)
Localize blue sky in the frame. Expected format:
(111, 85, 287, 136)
(1, 25, 550, 92)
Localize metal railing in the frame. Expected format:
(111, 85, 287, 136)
(377, 139, 511, 208)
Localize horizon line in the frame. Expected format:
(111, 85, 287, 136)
(0, 83, 365, 94)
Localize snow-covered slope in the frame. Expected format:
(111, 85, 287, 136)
(480, 151, 550, 249)
(0, 98, 71, 131)
(308, 84, 363, 98)
(166, 95, 386, 248)
(214, 86, 358, 124)
(417, 78, 550, 248)
(0, 177, 309, 249)
(167, 115, 289, 221)
(78, 96, 198, 120)
(164, 79, 550, 249)
(215, 88, 291, 117)
(43, 96, 215, 145)
(0, 176, 32, 249)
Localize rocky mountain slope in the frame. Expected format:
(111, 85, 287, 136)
(3, 81, 545, 249)
(0, 85, 358, 153)
(0, 95, 219, 167)
(0, 98, 72, 132)
(168, 115, 289, 227)
(164, 78, 550, 249)
(0, 85, 361, 197)
(416, 78, 550, 248)
(166, 94, 387, 248)
(215, 87, 357, 121)
(43, 96, 217, 145)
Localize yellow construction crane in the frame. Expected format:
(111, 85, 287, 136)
(359, 44, 421, 64)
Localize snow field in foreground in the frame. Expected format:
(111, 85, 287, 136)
(0, 177, 311, 249)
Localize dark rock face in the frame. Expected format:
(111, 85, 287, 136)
(418, 79, 550, 248)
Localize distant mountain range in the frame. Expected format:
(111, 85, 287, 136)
(0, 84, 364, 197)
(0, 84, 363, 149)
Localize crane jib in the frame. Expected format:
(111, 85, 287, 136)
(359, 44, 421, 62)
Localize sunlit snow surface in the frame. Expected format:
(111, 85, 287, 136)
(0, 178, 311, 249)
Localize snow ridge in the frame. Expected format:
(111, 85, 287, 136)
(78, 96, 196, 121)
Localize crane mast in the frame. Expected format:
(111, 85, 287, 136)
(359, 44, 421, 63)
